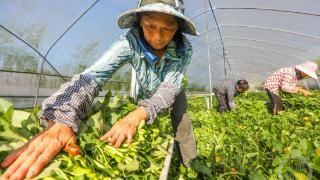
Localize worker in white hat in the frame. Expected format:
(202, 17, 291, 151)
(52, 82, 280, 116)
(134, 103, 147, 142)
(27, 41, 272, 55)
(265, 61, 318, 115)
(1, 1, 199, 179)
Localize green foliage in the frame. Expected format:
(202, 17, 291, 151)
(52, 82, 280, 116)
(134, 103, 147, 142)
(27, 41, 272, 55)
(171, 91, 320, 179)
(0, 93, 173, 179)
(182, 76, 189, 90)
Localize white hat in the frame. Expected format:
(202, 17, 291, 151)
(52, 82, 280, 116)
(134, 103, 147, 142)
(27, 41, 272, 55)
(117, 0, 199, 36)
(295, 61, 318, 79)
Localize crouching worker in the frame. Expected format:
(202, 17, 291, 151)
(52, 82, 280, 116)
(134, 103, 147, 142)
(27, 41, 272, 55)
(265, 61, 318, 115)
(0, 1, 199, 179)
(212, 79, 249, 113)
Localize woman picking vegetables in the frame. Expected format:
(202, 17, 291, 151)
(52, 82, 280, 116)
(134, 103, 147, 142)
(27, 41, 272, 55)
(212, 79, 249, 113)
(265, 61, 318, 115)
(0, 0, 199, 179)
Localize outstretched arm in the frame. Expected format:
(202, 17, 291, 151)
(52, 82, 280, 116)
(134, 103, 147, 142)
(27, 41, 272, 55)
(282, 85, 312, 96)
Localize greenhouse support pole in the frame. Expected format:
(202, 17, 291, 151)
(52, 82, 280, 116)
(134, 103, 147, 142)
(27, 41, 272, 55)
(205, 0, 213, 108)
(130, 68, 138, 102)
(33, 59, 45, 107)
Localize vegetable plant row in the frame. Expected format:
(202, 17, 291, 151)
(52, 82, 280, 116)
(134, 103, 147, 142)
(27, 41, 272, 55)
(179, 91, 320, 179)
(0, 92, 173, 179)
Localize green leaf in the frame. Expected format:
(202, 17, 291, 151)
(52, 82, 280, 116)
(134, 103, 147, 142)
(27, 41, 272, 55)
(109, 96, 121, 109)
(191, 158, 212, 177)
(246, 152, 258, 158)
(12, 110, 30, 128)
(272, 157, 283, 167)
(292, 171, 308, 180)
(289, 149, 302, 157)
(118, 158, 139, 172)
(248, 171, 267, 180)
(103, 91, 112, 105)
(299, 139, 314, 155)
(0, 128, 27, 142)
(0, 98, 13, 122)
(86, 111, 104, 132)
(312, 157, 320, 173)
(111, 112, 119, 125)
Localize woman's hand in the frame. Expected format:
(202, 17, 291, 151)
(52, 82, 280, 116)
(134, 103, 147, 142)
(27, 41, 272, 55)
(302, 90, 312, 97)
(0, 121, 75, 180)
(297, 87, 312, 97)
(100, 107, 147, 147)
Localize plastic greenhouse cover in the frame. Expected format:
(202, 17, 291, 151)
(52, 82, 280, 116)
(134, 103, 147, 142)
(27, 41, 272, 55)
(1, 0, 320, 102)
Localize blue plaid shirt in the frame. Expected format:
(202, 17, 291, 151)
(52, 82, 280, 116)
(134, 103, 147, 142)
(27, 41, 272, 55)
(39, 28, 193, 133)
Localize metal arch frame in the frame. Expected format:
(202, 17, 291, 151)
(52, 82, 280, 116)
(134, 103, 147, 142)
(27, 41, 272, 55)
(191, 39, 319, 76)
(34, 0, 100, 105)
(0, 25, 66, 81)
(223, 60, 273, 75)
(225, 37, 320, 56)
(225, 51, 305, 70)
(192, 37, 320, 57)
(233, 71, 269, 82)
(217, 44, 308, 61)
(232, 71, 266, 81)
(187, 64, 227, 80)
(230, 67, 272, 77)
(188, 5, 320, 85)
(225, 55, 280, 69)
(224, 52, 294, 73)
(188, 60, 227, 78)
(190, 25, 320, 42)
(187, 76, 222, 82)
(219, 25, 320, 40)
(191, 41, 289, 67)
(229, 66, 272, 82)
(188, 68, 265, 86)
(0, 69, 130, 84)
(232, 71, 267, 84)
(225, 51, 296, 67)
(190, 7, 320, 21)
(226, 59, 275, 73)
(191, 41, 224, 59)
(0, 1, 102, 106)
(188, 62, 224, 77)
(191, 40, 235, 79)
(190, 47, 224, 65)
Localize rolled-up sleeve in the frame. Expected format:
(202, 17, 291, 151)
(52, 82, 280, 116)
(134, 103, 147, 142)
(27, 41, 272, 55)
(38, 74, 99, 133)
(139, 40, 192, 124)
(39, 34, 133, 133)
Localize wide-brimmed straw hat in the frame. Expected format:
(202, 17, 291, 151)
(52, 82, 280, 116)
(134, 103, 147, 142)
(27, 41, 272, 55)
(295, 61, 318, 79)
(117, 0, 199, 36)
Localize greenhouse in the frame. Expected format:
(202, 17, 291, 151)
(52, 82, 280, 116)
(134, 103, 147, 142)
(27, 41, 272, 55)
(0, 0, 320, 179)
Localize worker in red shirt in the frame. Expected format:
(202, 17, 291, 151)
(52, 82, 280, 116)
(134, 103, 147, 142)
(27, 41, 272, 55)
(265, 61, 318, 115)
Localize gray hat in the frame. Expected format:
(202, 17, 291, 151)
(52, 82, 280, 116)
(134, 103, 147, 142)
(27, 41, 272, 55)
(117, 0, 199, 36)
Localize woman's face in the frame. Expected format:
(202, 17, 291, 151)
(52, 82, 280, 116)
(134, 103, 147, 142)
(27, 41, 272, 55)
(300, 71, 308, 78)
(140, 12, 178, 50)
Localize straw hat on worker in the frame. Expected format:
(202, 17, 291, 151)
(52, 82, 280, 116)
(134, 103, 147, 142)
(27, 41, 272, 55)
(296, 61, 318, 79)
(117, 0, 199, 36)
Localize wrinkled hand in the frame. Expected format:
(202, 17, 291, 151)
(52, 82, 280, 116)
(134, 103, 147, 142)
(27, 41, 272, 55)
(0, 121, 75, 180)
(100, 107, 147, 147)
